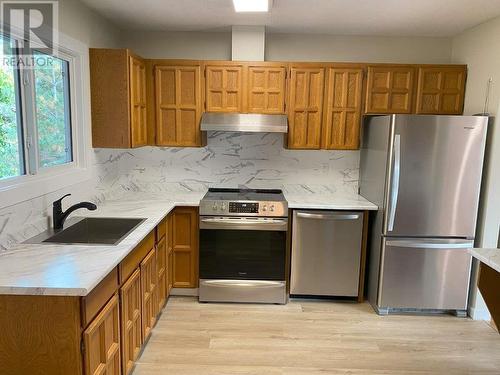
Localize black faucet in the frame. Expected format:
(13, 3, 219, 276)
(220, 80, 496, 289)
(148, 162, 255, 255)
(52, 194, 97, 230)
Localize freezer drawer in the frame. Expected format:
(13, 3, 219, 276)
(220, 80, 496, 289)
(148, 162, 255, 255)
(378, 238, 473, 310)
(290, 210, 363, 297)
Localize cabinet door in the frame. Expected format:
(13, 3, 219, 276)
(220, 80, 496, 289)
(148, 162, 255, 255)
(172, 207, 199, 288)
(323, 68, 363, 150)
(365, 66, 414, 114)
(167, 214, 174, 296)
(287, 67, 325, 149)
(83, 294, 121, 375)
(155, 65, 202, 146)
(129, 55, 148, 147)
(247, 65, 286, 114)
(156, 236, 167, 311)
(120, 269, 142, 375)
(415, 66, 466, 114)
(140, 248, 157, 342)
(205, 65, 243, 112)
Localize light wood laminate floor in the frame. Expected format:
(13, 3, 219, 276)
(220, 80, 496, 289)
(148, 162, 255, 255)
(133, 297, 500, 374)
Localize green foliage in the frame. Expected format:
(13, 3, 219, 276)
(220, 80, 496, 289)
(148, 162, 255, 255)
(0, 65, 21, 179)
(0, 53, 71, 179)
(34, 55, 71, 168)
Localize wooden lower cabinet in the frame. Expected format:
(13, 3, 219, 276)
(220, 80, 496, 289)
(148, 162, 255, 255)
(172, 207, 199, 288)
(167, 213, 174, 295)
(120, 269, 142, 375)
(140, 248, 157, 341)
(156, 235, 167, 310)
(0, 295, 83, 375)
(478, 263, 500, 331)
(0, 227, 173, 375)
(83, 294, 121, 375)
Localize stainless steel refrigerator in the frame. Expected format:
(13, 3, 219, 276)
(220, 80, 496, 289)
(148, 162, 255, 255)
(359, 115, 487, 315)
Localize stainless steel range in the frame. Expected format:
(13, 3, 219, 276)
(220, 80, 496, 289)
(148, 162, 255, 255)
(199, 188, 288, 304)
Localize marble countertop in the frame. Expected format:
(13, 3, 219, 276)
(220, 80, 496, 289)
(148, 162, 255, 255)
(469, 248, 500, 273)
(284, 190, 377, 211)
(0, 189, 376, 296)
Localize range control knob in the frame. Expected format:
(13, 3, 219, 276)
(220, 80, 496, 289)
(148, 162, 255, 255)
(270, 205, 275, 212)
(212, 203, 218, 211)
(262, 204, 267, 212)
(221, 203, 226, 211)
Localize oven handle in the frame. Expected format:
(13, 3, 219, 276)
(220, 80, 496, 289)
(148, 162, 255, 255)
(199, 217, 288, 231)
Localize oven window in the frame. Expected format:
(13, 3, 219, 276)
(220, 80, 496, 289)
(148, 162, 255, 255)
(200, 229, 286, 280)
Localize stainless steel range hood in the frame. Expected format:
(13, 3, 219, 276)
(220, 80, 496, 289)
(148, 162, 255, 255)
(201, 113, 288, 133)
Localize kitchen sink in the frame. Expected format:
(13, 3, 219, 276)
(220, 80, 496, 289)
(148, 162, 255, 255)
(25, 217, 146, 245)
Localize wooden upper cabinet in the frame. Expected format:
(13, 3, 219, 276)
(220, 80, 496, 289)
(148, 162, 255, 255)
(365, 65, 414, 114)
(155, 64, 202, 146)
(415, 66, 466, 114)
(287, 67, 325, 149)
(90, 48, 149, 148)
(205, 64, 244, 112)
(247, 64, 286, 114)
(120, 269, 142, 375)
(323, 67, 364, 150)
(129, 55, 148, 147)
(172, 207, 199, 288)
(83, 294, 121, 375)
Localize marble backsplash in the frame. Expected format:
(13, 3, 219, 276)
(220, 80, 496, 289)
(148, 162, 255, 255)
(0, 131, 360, 249)
(98, 132, 360, 193)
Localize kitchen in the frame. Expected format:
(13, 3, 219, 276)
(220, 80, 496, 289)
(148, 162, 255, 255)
(0, 0, 499, 374)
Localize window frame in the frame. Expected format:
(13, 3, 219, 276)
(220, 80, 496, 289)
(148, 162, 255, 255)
(0, 25, 91, 208)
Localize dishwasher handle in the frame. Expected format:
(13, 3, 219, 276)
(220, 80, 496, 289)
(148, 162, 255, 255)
(296, 212, 361, 221)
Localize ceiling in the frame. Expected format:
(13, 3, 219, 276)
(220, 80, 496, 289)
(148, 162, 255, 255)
(80, 0, 500, 37)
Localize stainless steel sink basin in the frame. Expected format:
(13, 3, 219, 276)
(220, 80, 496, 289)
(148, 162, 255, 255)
(25, 217, 146, 245)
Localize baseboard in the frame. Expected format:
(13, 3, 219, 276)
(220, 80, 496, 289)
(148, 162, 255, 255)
(469, 305, 492, 321)
(171, 287, 199, 296)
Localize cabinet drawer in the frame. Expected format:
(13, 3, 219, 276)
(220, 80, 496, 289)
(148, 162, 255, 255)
(120, 231, 155, 284)
(156, 217, 167, 242)
(81, 267, 118, 328)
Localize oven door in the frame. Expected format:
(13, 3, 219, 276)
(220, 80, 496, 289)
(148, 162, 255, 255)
(199, 216, 288, 281)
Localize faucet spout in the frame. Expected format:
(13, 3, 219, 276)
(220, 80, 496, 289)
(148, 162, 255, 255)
(52, 194, 97, 230)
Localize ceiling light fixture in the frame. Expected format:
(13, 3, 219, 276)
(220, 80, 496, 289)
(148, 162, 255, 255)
(233, 0, 269, 12)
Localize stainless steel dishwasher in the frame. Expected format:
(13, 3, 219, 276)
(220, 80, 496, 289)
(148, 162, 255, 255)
(290, 210, 364, 297)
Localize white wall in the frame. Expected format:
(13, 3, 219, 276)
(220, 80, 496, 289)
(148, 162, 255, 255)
(122, 30, 453, 63)
(266, 33, 452, 63)
(59, 0, 121, 47)
(123, 31, 232, 59)
(451, 15, 500, 320)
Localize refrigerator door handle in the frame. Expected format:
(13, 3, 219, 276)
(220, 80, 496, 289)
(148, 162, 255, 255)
(385, 239, 473, 249)
(388, 134, 401, 232)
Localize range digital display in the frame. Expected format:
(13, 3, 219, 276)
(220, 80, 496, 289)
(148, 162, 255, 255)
(229, 202, 259, 213)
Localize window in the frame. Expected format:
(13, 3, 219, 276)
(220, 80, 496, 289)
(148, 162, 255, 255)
(0, 29, 89, 208)
(0, 36, 23, 179)
(0, 35, 73, 180)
